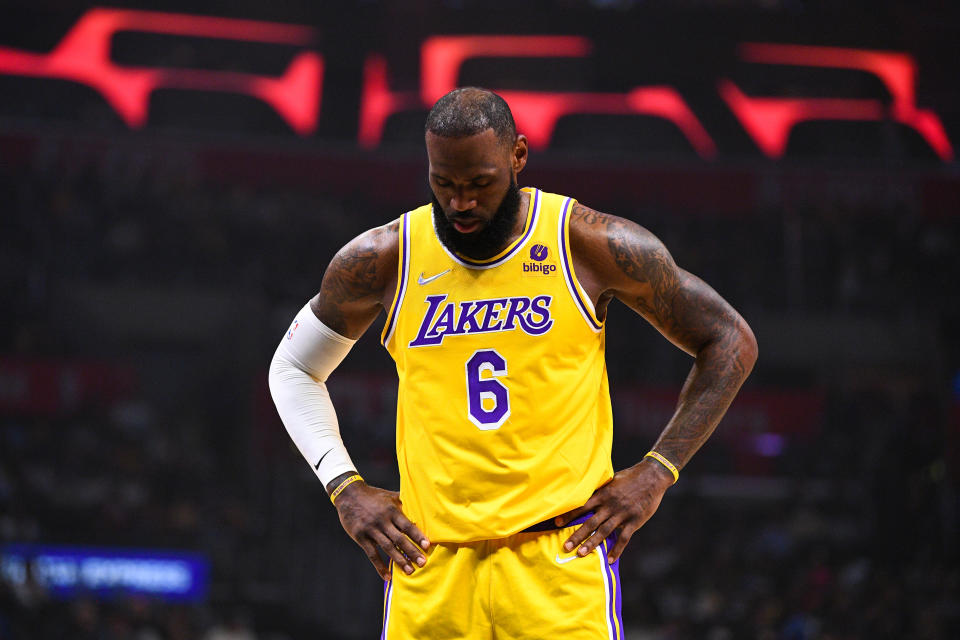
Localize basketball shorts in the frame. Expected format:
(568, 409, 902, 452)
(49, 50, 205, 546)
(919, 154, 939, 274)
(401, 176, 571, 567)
(380, 516, 624, 640)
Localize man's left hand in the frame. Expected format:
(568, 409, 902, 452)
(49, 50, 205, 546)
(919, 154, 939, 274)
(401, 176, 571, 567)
(554, 458, 675, 564)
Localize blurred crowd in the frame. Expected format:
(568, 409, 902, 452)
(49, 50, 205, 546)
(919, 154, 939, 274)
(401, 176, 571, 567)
(0, 388, 955, 638)
(0, 588, 260, 640)
(0, 147, 958, 639)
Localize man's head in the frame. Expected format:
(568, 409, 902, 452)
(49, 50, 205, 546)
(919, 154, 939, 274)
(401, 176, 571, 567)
(425, 88, 528, 259)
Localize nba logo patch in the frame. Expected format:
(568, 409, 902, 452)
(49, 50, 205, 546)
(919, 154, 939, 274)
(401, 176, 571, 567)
(286, 319, 299, 340)
(523, 244, 557, 277)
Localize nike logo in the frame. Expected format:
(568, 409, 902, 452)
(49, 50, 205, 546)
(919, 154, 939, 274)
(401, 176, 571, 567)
(314, 448, 334, 470)
(555, 552, 580, 565)
(417, 269, 451, 286)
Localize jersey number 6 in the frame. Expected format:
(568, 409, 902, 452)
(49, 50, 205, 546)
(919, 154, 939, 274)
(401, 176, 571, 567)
(465, 349, 510, 430)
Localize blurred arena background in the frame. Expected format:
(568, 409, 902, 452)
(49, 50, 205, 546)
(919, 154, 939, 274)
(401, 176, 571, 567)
(1, 0, 958, 638)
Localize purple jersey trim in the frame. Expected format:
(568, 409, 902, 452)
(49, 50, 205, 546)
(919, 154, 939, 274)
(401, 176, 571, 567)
(381, 212, 411, 347)
(438, 188, 541, 269)
(558, 198, 603, 331)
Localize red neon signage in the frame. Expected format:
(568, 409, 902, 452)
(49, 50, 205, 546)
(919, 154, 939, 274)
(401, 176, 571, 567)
(0, 9, 952, 162)
(719, 43, 953, 160)
(358, 54, 423, 149)
(0, 8, 323, 134)
(359, 35, 717, 157)
(418, 35, 593, 104)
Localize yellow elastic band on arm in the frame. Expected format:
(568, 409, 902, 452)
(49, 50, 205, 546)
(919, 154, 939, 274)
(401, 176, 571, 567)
(330, 474, 363, 505)
(644, 451, 679, 484)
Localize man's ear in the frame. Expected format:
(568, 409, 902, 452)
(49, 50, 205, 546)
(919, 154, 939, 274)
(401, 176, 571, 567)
(512, 134, 529, 174)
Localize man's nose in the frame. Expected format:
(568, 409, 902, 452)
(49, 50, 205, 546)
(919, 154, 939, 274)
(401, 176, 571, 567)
(450, 188, 477, 212)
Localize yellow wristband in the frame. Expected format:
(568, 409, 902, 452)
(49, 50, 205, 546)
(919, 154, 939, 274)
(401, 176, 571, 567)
(329, 474, 363, 504)
(644, 451, 679, 484)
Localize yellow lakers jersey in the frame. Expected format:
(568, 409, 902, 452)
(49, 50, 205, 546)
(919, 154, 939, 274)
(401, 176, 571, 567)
(382, 188, 613, 543)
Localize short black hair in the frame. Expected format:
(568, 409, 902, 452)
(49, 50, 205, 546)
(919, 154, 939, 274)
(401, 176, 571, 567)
(425, 87, 516, 145)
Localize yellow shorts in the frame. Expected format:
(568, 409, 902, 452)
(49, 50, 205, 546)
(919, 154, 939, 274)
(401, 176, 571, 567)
(380, 517, 624, 640)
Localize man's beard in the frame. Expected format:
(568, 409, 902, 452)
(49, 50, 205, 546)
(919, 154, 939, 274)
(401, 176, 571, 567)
(431, 178, 522, 260)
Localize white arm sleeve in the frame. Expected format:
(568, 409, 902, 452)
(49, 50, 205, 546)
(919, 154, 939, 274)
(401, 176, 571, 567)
(268, 302, 358, 487)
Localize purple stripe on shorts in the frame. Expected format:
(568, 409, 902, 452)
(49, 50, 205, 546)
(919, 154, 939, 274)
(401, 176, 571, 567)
(380, 567, 393, 640)
(614, 554, 623, 640)
(600, 538, 624, 640)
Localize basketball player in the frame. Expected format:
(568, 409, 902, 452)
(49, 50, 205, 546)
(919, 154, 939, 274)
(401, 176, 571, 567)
(269, 88, 757, 639)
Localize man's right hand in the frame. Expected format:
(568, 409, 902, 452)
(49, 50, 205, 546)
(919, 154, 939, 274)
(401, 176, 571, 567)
(333, 480, 430, 580)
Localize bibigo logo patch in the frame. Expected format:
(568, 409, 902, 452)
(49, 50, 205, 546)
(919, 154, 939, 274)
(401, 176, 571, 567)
(523, 244, 557, 276)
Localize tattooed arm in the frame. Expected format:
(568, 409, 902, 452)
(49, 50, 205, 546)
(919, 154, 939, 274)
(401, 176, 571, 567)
(556, 203, 758, 563)
(306, 220, 431, 580)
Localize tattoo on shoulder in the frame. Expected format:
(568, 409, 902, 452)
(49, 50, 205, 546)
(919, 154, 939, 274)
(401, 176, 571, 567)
(571, 202, 683, 325)
(570, 202, 617, 227)
(571, 203, 677, 282)
(312, 221, 399, 334)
